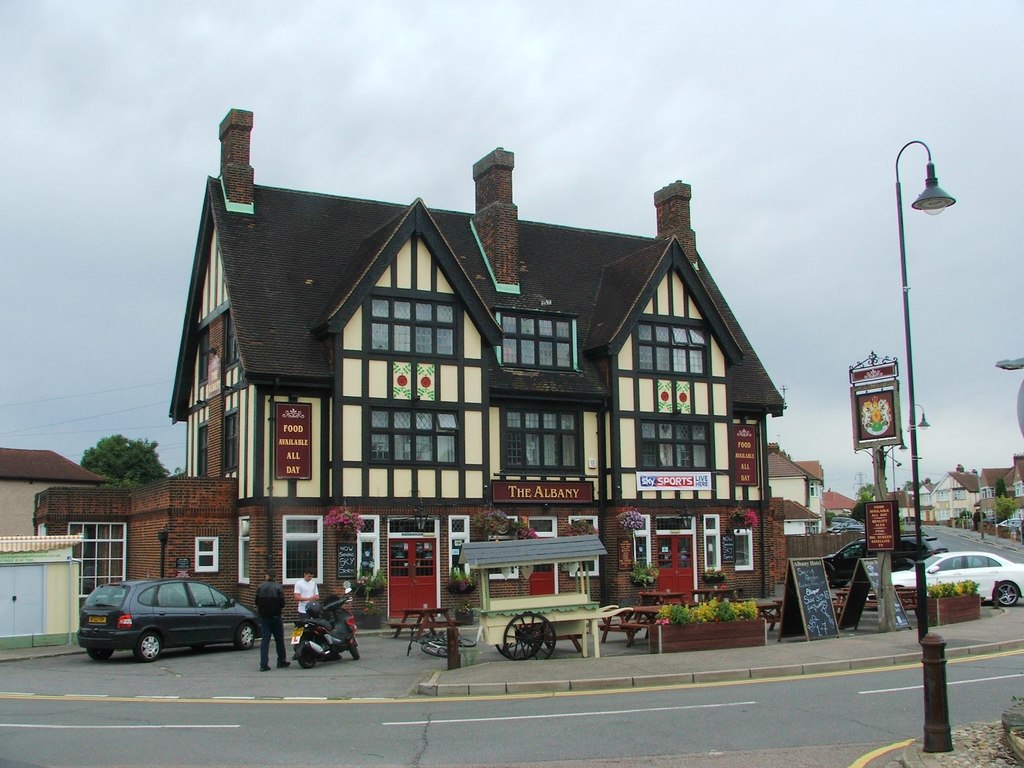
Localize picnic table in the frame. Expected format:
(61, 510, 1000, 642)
(755, 598, 783, 631)
(600, 604, 664, 646)
(692, 586, 739, 602)
(389, 607, 455, 639)
(637, 589, 687, 605)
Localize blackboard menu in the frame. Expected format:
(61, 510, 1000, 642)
(839, 558, 911, 631)
(721, 533, 736, 565)
(337, 542, 357, 579)
(779, 557, 839, 641)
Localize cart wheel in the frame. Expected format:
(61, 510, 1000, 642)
(498, 612, 556, 661)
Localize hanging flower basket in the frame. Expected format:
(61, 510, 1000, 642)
(352, 569, 386, 598)
(473, 508, 512, 539)
(618, 508, 645, 533)
(704, 569, 727, 584)
(731, 509, 758, 529)
(324, 505, 364, 538)
(630, 562, 659, 587)
(447, 569, 477, 594)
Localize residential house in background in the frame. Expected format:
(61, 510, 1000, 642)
(0, 448, 103, 536)
(767, 445, 823, 533)
(822, 489, 857, 520)
(929, 467, 980, 524)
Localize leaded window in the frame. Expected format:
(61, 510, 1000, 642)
(636, 322, 706, 374)
(370, 408, 458, 464)
(370, 297, 456, 356)
(501, 313, 573, 370)
(504, 409, 579, 470)
(638, 420, 709, 469)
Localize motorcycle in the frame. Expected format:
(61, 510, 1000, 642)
(291, 586, 359, 668)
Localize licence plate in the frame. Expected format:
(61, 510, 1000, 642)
(88, 616, 107, 625)
(290, 628, 303, 645)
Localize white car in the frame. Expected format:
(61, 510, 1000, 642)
(890, 550, 1023, 607)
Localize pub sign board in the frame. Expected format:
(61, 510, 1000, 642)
(865, 500, 898, 551)
(850, 383, 903, 449)
(731, 424, 758, 486)
(492, 480, 593, 504)
(275, 402, 312, 480)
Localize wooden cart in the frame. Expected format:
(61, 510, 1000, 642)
(458, 536, 626, 660)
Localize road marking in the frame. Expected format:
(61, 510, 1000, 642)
(860, 671, 1023, 695)
(846, 738, 915, 768)
(383, 700, 756, 725)
(0, 729, 238, 733)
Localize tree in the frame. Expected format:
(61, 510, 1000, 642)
(81, 435, 169, 488)
(851, 484, 874, 523)
(993, 495, 1019, 523)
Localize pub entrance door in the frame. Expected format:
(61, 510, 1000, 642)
(388, 538, 437, 613)
(527, 564, 555, 595)
(655, 534, 695, 600)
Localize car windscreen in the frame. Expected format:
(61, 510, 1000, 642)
(83, 584, 129, 609)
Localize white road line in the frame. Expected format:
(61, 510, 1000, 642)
(383, 700, 757, 725)
(860, 672, 1024, 695)
(0, 724, 239, 729)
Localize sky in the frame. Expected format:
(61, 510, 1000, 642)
(2, 2, 1022, 497)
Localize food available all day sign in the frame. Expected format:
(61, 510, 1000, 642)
(275, 402, 312, 480)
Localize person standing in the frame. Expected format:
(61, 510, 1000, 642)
(293, 569, 319, 619)
(255, 572, 290, 671)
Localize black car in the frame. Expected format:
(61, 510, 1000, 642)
(78, 579, 259, 662)
(823, 535, 948, 587)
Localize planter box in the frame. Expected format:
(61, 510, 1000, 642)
(650, 619, 766, 654)
(927, 594, 981, 626)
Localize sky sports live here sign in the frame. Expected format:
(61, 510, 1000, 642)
(636, 471, 712, 492)
(865, 500, 898, 551)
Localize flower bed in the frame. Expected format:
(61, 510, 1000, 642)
(649, 599, 765, 654)
(927, 580, 981, 626)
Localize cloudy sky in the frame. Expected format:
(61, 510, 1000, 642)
(2, 2, 1021, 496)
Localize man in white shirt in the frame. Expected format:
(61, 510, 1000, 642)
(293, 569, 319, 619)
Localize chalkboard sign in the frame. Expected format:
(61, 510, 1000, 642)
(337, 542, 357, 579)
(721, 533, 736, 565)
(779, 557, 839, 641)
(839, 558, 911, 631)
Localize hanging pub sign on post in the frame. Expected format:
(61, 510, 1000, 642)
(849, 354, 904, 451)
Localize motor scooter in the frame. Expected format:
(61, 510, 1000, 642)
(291, 585, 359, 668)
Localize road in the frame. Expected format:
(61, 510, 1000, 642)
(1, 524, 1019, 768)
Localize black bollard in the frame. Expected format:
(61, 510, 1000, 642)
(920, 633, 953, 753)
(447, 626, 461, 670)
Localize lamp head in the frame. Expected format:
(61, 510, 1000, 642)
(917, 411, 930, 429)
(912, 162, 956, 215)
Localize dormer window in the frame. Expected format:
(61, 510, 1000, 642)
(637, 322, 706, 375)
(500, 312, 574, 370)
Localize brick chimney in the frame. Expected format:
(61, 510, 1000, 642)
(219, 109, 254, 210)
(654, 180, 697, 263)
(472, 148, 519, 286)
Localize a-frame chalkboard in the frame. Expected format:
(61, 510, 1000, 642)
(838, 558, 911, 631)
(778, 558, 840, 641)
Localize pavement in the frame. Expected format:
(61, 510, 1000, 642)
(3, 525, 1022, 768)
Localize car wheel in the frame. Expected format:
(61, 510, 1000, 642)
(234, 621, 256, 650)
(86, 647, 114, 661)
(995, 581, 1020, 607)
(133, 631, 163, 662)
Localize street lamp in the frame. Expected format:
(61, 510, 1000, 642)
(996, 358, 1024, 439)
(895, 140, 955, 644)
(912, 404, 930, 430)
(896, 141, 955, 755)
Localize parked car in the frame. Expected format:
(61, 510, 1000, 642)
(890, 551, 1024, 607)
(827, 518, 865, 534)
(823, 535, 948, 587)
(996, 518, 1022, 532)
(78, 578, 259, 662)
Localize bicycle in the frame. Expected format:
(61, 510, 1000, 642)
(415, 626, 478, 658)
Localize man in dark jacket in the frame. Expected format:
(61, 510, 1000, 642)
(255, 572, 291, 671)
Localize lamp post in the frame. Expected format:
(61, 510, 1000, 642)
(895, 140, 955, 642)
(896, 141, 956, 755)
(995, 357, 1024, 439)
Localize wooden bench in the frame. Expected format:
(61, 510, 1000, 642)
(600, 616, 648, 646)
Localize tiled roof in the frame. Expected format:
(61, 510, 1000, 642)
(768, 451, 810, 479)
(794, 460, 823, 482)
(0, 448, 104, 484)
(822, 490, 857, 511)
(172, 174, 784, 420)
(780, 499, 818, 521)
(949, 471, 981, 493)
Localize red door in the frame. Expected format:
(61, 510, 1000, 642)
(655, 535, 694, 600)
(528, 564, 555, 595)
(388, 539, 437, 613)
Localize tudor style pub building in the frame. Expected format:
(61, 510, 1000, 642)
(36, 109, 784, 617)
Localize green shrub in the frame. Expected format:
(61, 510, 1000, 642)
(927, 580, 979, 598)
(657, 599, 760, 624)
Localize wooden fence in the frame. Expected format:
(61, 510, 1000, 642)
(785, 531, 862, 559)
